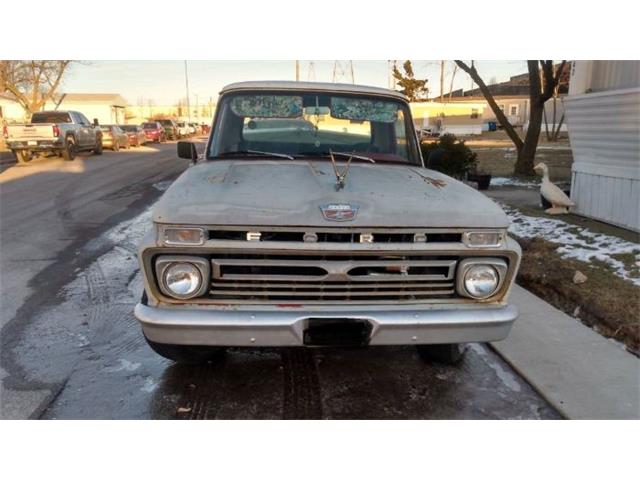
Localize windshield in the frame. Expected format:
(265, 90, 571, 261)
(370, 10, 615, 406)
(208, 91, 421, 164)
(158, 120, 172, 126)
(120, 125, 138, 132)
(142, 123, 157, 129)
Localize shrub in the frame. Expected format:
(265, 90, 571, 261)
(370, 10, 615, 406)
(420, 133, 478, 179)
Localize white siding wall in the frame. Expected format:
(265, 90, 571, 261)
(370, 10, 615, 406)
(565, 87, 640, 231)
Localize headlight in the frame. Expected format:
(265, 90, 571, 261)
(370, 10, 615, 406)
(462, 231, 504, 247)
(161, 227, 205, 246)
(463, 265, 499, 299)
(456, 258, 508, 300)
(163, 262, 202, 299)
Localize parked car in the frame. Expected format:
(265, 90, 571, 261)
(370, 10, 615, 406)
(142, 122, 166, 143)
(189, 123, 202, 135)
(176, 122, 191, 138)
(120, 125, 146, 147)
(135, 81, 521, 366)
(157, 119, 179, 140)
(100, 125, 129, 151)
(3, 110, 102, 162)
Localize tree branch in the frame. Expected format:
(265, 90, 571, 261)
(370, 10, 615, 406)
(455, 60, 523, 150)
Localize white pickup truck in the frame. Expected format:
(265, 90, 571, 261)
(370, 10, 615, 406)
(2, 110, 103, 163)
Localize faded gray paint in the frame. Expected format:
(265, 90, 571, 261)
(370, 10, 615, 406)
(153, 160, 510, 229)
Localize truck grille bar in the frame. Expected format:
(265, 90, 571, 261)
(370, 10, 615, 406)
(209, 256, 458, 303)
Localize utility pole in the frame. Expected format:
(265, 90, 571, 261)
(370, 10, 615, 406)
(440, 60, 445, 103)
(195, 94, 199, 123)
(184, 60, 191, 122)
(307, 61, 316, 81)
(295, 60, 300, 81)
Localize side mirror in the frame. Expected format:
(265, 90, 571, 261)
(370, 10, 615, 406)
(93, 118, 99, 126)
(177, 141, 198, 162)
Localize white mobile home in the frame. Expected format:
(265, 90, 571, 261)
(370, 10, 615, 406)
(565, 61, 640, 232)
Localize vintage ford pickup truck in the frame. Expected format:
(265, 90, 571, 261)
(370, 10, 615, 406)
(134, 81, 521, 365)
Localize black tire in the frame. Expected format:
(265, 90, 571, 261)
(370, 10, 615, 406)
(62, 137, 76, 161)
(113, 141, 119, 152)
(93, 138, 103, 155)
(15, 150, 32, 163)
(144, 336, 225, 364)
(417, 343, 466, 365)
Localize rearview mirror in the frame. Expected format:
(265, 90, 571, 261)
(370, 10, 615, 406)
(177, 141, 198, 162)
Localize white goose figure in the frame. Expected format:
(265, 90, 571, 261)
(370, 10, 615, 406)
(534, 162, 574, 214)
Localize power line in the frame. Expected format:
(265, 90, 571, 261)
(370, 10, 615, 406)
(332, 61, 355, 84)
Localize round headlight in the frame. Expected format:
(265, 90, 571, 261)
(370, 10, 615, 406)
(463, 265, 499, 299)
(163, 262, 202, 298)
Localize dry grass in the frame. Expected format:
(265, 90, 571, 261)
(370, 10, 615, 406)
(516, 237, 640, 354)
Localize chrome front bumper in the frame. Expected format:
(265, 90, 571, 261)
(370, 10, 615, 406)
(135, 303, 518, 347)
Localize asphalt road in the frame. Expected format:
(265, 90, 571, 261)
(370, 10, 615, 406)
(0, 141, 560, 419)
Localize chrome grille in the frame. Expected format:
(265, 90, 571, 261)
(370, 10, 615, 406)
(209, 255, 458, 303)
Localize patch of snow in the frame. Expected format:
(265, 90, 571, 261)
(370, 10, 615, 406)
(503, 204, 640, 286)
(491, 177, 540, 188)
(468, 344, 522, 392)
(153, 180, 173, 192)
(140, 377, 158, 393)
(107, 359, 141, 373)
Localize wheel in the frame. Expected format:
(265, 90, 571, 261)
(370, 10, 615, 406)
(61, 138, 76, 161)
(93, 138, 103, 155)
(144, 336, 225, 364)
(14, 150, 32, 163)
(417, 343, 466, 365)
(113, 141, 119, 152)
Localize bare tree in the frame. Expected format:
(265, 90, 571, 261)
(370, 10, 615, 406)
(0, 61, 73, 114)
(454, 60, 566, 175)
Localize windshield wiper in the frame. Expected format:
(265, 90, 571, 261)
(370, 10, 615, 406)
(296, 151, 375, 163)
(215, 150, 294, 160)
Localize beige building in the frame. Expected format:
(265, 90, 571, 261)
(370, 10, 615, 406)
(0, 93, 28, 122)
(44, 93, 128, 125)
(410, 101, 486, 136)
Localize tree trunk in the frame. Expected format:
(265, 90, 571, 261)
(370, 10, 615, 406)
(515, 99, 544, 175)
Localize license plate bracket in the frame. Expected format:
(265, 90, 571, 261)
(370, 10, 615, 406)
(303, 318, 372, 347)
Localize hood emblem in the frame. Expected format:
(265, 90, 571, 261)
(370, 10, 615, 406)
(320, 203, 359, 222)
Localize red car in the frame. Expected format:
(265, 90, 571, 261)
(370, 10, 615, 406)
(142, 122, 166, 143)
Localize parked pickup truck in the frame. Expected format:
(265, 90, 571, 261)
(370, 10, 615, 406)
(134, 81, 521, 365)
(3, 110, 103, 163)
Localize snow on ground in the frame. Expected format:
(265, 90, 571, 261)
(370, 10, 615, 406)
(502, 204, 640, 286)
(491, 177, 540, 188)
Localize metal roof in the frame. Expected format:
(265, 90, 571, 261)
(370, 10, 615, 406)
(220, 81, 408, 101)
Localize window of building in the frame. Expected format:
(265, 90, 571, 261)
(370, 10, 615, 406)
(509, 104, 519, 116)
(470, 108, 479, 119)
(498, 104, 505, 112)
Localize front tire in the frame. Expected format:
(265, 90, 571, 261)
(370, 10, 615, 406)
(417, 343, 466, 365)
(144, 336, 226, 364)
(62, 138, 76, 161)
(93, 138, 103, 155)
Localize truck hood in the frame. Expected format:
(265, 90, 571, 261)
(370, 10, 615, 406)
(153, 160, 509, 228)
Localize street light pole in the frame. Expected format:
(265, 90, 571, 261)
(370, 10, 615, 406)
(184, 60, 191, 123)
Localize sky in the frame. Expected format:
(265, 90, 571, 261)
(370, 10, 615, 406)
(61, 61, 528, 106)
